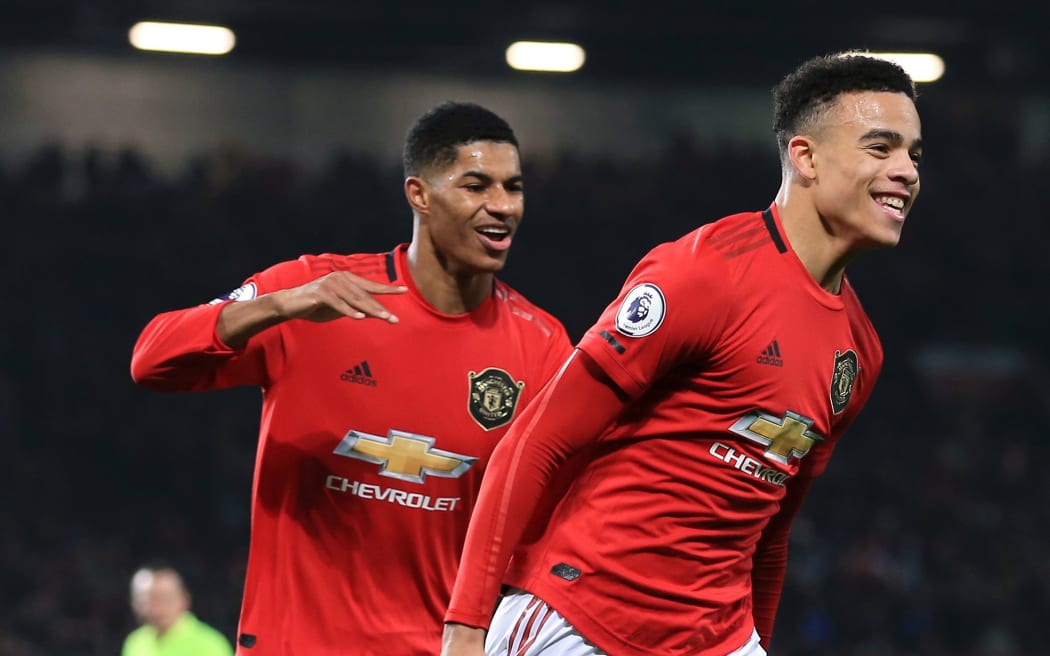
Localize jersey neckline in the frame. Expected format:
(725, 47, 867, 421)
(386, 244, 498, 322)
(766, 203, 847, 311)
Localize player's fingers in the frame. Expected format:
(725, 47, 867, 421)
(327, 287, 400, 323)
(310, 293, 368, 321)
(307, 273, 402, 323)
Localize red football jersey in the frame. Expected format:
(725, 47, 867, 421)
(131, 245, 572, 656)
(446, 205, 882, 655)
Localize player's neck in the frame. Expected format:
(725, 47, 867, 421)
(406, 242, 493, 314)
(773, 186, 851, 295)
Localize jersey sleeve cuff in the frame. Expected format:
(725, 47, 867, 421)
(577, 331, 645, 399)
(443, 609, 492, 631)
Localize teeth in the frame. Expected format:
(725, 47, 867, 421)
(478, 228, 508, 235)
(875, 195, 905, 210)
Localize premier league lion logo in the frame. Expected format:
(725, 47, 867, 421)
(627, 293, 652, 323)
(615, 283, 666, 337)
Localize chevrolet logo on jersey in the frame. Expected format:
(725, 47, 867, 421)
(333, 429, 477, 484)
(728, 410, 825, 465)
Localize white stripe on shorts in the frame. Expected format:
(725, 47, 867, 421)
(485, 590, 767, 656)
(485, 591, 605, 656)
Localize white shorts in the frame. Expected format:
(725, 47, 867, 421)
(485, 590, 767, 656)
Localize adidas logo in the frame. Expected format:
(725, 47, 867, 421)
(340, 361, 378, 387)
(756, 340, 784, 367)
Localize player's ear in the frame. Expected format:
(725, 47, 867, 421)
(788, 135, 817, 181)
(404, 176, 429, 214)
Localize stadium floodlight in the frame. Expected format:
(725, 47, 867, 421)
(867, 52, 945, 83)
(506, 41, 586, 73)
(129, 21, 236, 55)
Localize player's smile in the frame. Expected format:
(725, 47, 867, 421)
(871, 191, 910, 222)
(474, 220, 514, 252)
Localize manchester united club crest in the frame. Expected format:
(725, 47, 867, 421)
(829, 349, 859, 415)
(468, 368, 525, 431)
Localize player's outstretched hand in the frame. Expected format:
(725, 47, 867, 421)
(272, 271, 407, 324)
(441, 624, 487, 656)
(216, 272, 407, 347)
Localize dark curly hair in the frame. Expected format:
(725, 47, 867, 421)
(402, 101, 518, 177)
(772, 53, 916, 158)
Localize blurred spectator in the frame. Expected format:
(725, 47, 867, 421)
(122, 565, 233, 656)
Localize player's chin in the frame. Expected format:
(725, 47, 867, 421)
(483, 257, 510, 273)
(463, 254, 508, 275)
(479, 248, 512, 270)
(867, 228, 904, 250)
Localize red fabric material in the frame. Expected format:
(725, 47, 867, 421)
(446, 350, 628, 628)
(448, 206, 883, 655)
(750, 474, 814, 647)
(132, 245, 572, 656)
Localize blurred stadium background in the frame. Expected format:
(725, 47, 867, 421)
(3, 2, 1050, 654)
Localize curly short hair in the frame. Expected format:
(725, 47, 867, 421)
(402, 101, 519, 177)
(772, 53, 917, 157)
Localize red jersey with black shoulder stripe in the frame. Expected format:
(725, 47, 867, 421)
(131, 244, 572, 656)
(446, 204, 882, 655)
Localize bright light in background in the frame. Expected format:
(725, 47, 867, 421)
(506, 41, 585, 73)
(129, 21, 236, 55)
(867, 52, 945, 83)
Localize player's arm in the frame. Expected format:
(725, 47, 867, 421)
(441, 350, 628, 656)
(216, 270, 406, 347)
(131, 270, 406, 391)
(751, 472, 815, 649)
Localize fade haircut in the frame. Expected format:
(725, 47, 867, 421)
(772, 53, 917, 159)
(402, 101, 519, 177)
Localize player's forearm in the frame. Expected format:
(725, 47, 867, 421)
(215, 292, 288, 347)
(444, 397, 558, 628)
(751, 474, 815, 646)
(750, 531, 789, 646)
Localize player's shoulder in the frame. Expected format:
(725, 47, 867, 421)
(635, 210, 764, 285)
(491, 279, 568, 341)
(614, 211, 771, 323)
(693, 209, 773, 257)
(298, 251, 391, 280)
(649, 209, 765, 262)
(258, 250, 392, 286)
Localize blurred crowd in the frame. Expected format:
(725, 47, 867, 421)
(3, 100, 1049, 655)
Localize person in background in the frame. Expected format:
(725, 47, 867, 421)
(122, 565, 233, 656)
